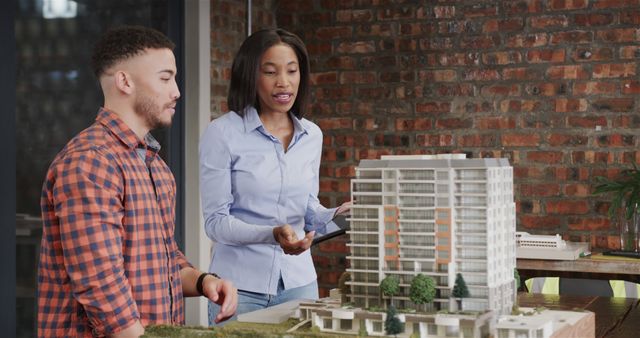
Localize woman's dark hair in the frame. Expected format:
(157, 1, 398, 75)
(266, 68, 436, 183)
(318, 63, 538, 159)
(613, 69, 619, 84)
(227, 29, 310, 119)
(91, 25, 175, 78)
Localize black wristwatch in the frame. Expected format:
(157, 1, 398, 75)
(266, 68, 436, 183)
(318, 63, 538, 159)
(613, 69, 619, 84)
(196, 272, 220, 296)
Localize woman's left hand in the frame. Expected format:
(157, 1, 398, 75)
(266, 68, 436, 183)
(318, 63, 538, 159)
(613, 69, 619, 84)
(334, 200, 352, 217)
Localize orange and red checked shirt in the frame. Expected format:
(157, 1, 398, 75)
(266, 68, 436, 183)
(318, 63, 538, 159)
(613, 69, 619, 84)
(38, 108, 192, 337)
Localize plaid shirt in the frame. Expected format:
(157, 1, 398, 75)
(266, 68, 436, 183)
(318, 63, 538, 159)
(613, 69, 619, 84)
(38, 109, 192, 337)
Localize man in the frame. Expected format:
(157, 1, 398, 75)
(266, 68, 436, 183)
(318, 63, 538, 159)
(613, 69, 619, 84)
(37, 25, 237, 337)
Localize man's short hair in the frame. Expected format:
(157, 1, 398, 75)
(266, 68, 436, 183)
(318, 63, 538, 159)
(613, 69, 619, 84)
(91, 25, 175, 78)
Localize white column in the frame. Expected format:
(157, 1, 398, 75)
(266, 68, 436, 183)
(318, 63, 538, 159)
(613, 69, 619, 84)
(184, 0, 213, 326)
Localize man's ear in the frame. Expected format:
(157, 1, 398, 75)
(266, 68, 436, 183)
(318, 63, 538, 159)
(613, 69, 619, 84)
(114, 70, 134, 95)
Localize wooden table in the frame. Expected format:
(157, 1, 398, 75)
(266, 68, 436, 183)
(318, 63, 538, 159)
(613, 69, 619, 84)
(517, 254, 640, 285)
(518, 293, 640, 338)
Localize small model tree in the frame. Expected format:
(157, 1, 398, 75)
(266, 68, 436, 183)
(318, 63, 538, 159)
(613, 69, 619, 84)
(338, 271, 351, 304)
(514, 268, 521, 291)
(409, 274, 436, 312)
(384, 305, 403, 336)
(451, 273, 470, 311)
(380, 275, 400, 308)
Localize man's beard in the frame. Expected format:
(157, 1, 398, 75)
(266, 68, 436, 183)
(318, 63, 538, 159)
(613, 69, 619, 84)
(133, 94, 173, 130)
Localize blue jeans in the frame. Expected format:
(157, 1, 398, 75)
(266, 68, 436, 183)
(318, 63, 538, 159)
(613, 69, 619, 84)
(208, 278, 318, 326)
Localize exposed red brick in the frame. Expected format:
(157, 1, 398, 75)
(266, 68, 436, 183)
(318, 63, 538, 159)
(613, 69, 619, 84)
(419, 69, 457, 82)
(527, 151, 564, 163)
(437, 52, 480, 66)
(591, 98, 634, 112)
(482, 18, 524, 33)
(458, 134, 497, 147)
(339, 71, 376, 84)
(316, 118, 352, 130)
(354, 23, 394, 37)
(620, 10, 640, 24)
(572, 47, 614, 62)
(502, 67, 545, 80)
(505, 0, 544, 14)
(475, 117, 516, 129)
(499, 99, 542, 112)
(462, 3, 498, 17)
(550, 30, 593, 44)
(526, 49, 566, 63)
(505, 33, 549, 48)
(416, 134, 454, 147)
(482, 51, 522, 65)
(526, 83, 562, 96)
(568, 217, 611, 231)
(315, 26, 353, 40)
(620, 46, 640, 59)
(502, 134, 541, 147)
(520, 215, 563, 229)
(547, 133, 588, 146)
(548, 0, 588, 10)
(416, 101, 451, 113)
(597, 28, 638, 43)
(460, 35, 500, 49)
(433, 5, 456, 19)
(336, 41, 375, 54)
(481, 84, 521, 97)
(311, 72, 338, 85)
(521, 183, 561, 197)
(546, 65, 589, 79)
(574, 13, 615, 26)
(395, 118, 432, 131)
(622, 80, 640, 94)
(572, 82, 617, 95)
(593, 0, 640, 9)
(377, 7, 414, 20)
(463, 69, 500, 81)
(546, 200, 590, 214)
(593, 63, 637, 78)
(336, 9, 373, 22)
(529, 15, 568, 29)
(555, 98, 588, 112)
(567, 116, 607, 128)
(563, 184, 591, 197)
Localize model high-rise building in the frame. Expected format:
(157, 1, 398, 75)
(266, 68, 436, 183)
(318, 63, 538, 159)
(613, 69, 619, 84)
(346, 154, 516, 315)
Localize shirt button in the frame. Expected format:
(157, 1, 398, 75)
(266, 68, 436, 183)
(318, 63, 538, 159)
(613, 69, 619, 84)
(170, 276, 174, 281)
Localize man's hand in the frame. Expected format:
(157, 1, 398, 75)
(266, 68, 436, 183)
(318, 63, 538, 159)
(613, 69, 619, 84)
(273, 224, 314, 255)
(201, 276, 238, 323)
(111, 320, 144, 338)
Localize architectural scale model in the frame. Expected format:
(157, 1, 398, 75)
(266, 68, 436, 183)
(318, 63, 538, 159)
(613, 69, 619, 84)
(515, 232, 590, 260)
(346, 154, 516, 314)
(237, 155, 594, 337)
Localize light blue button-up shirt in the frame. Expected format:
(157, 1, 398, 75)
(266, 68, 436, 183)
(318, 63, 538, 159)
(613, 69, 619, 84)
(199, 107, 336, 295)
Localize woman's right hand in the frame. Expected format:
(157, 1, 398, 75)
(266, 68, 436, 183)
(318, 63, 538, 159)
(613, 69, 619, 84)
(273, 224, 315, 255)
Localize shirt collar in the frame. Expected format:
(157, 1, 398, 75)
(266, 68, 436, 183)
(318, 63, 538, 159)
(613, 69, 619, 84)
(96, 108, 161, 155)
(242, 106, 308, 138)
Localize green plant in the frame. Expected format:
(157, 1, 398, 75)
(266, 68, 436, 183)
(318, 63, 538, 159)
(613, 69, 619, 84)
(593, 164, 640, 221)
(409, 274, 436, 309)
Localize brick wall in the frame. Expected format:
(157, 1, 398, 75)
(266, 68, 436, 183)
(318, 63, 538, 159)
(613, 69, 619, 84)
(211, 1, 640, 297)
(210, 0, 277, 117)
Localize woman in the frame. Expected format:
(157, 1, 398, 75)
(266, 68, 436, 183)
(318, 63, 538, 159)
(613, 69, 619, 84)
(199, 28, 349, 325)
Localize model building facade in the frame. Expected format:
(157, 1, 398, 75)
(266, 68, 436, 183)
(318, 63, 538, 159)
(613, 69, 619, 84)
(347, 154, 516, 314)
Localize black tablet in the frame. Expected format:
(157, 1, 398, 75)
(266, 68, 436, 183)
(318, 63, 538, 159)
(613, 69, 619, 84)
(311, 214, 349, 245)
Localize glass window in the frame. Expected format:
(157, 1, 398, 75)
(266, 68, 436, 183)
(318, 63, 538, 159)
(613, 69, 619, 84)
(372, 321, 383, 332)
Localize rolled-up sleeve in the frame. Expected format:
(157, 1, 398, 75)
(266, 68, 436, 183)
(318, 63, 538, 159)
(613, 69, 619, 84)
(54, 150, 139, 336)
(199, 122, 277, 246)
